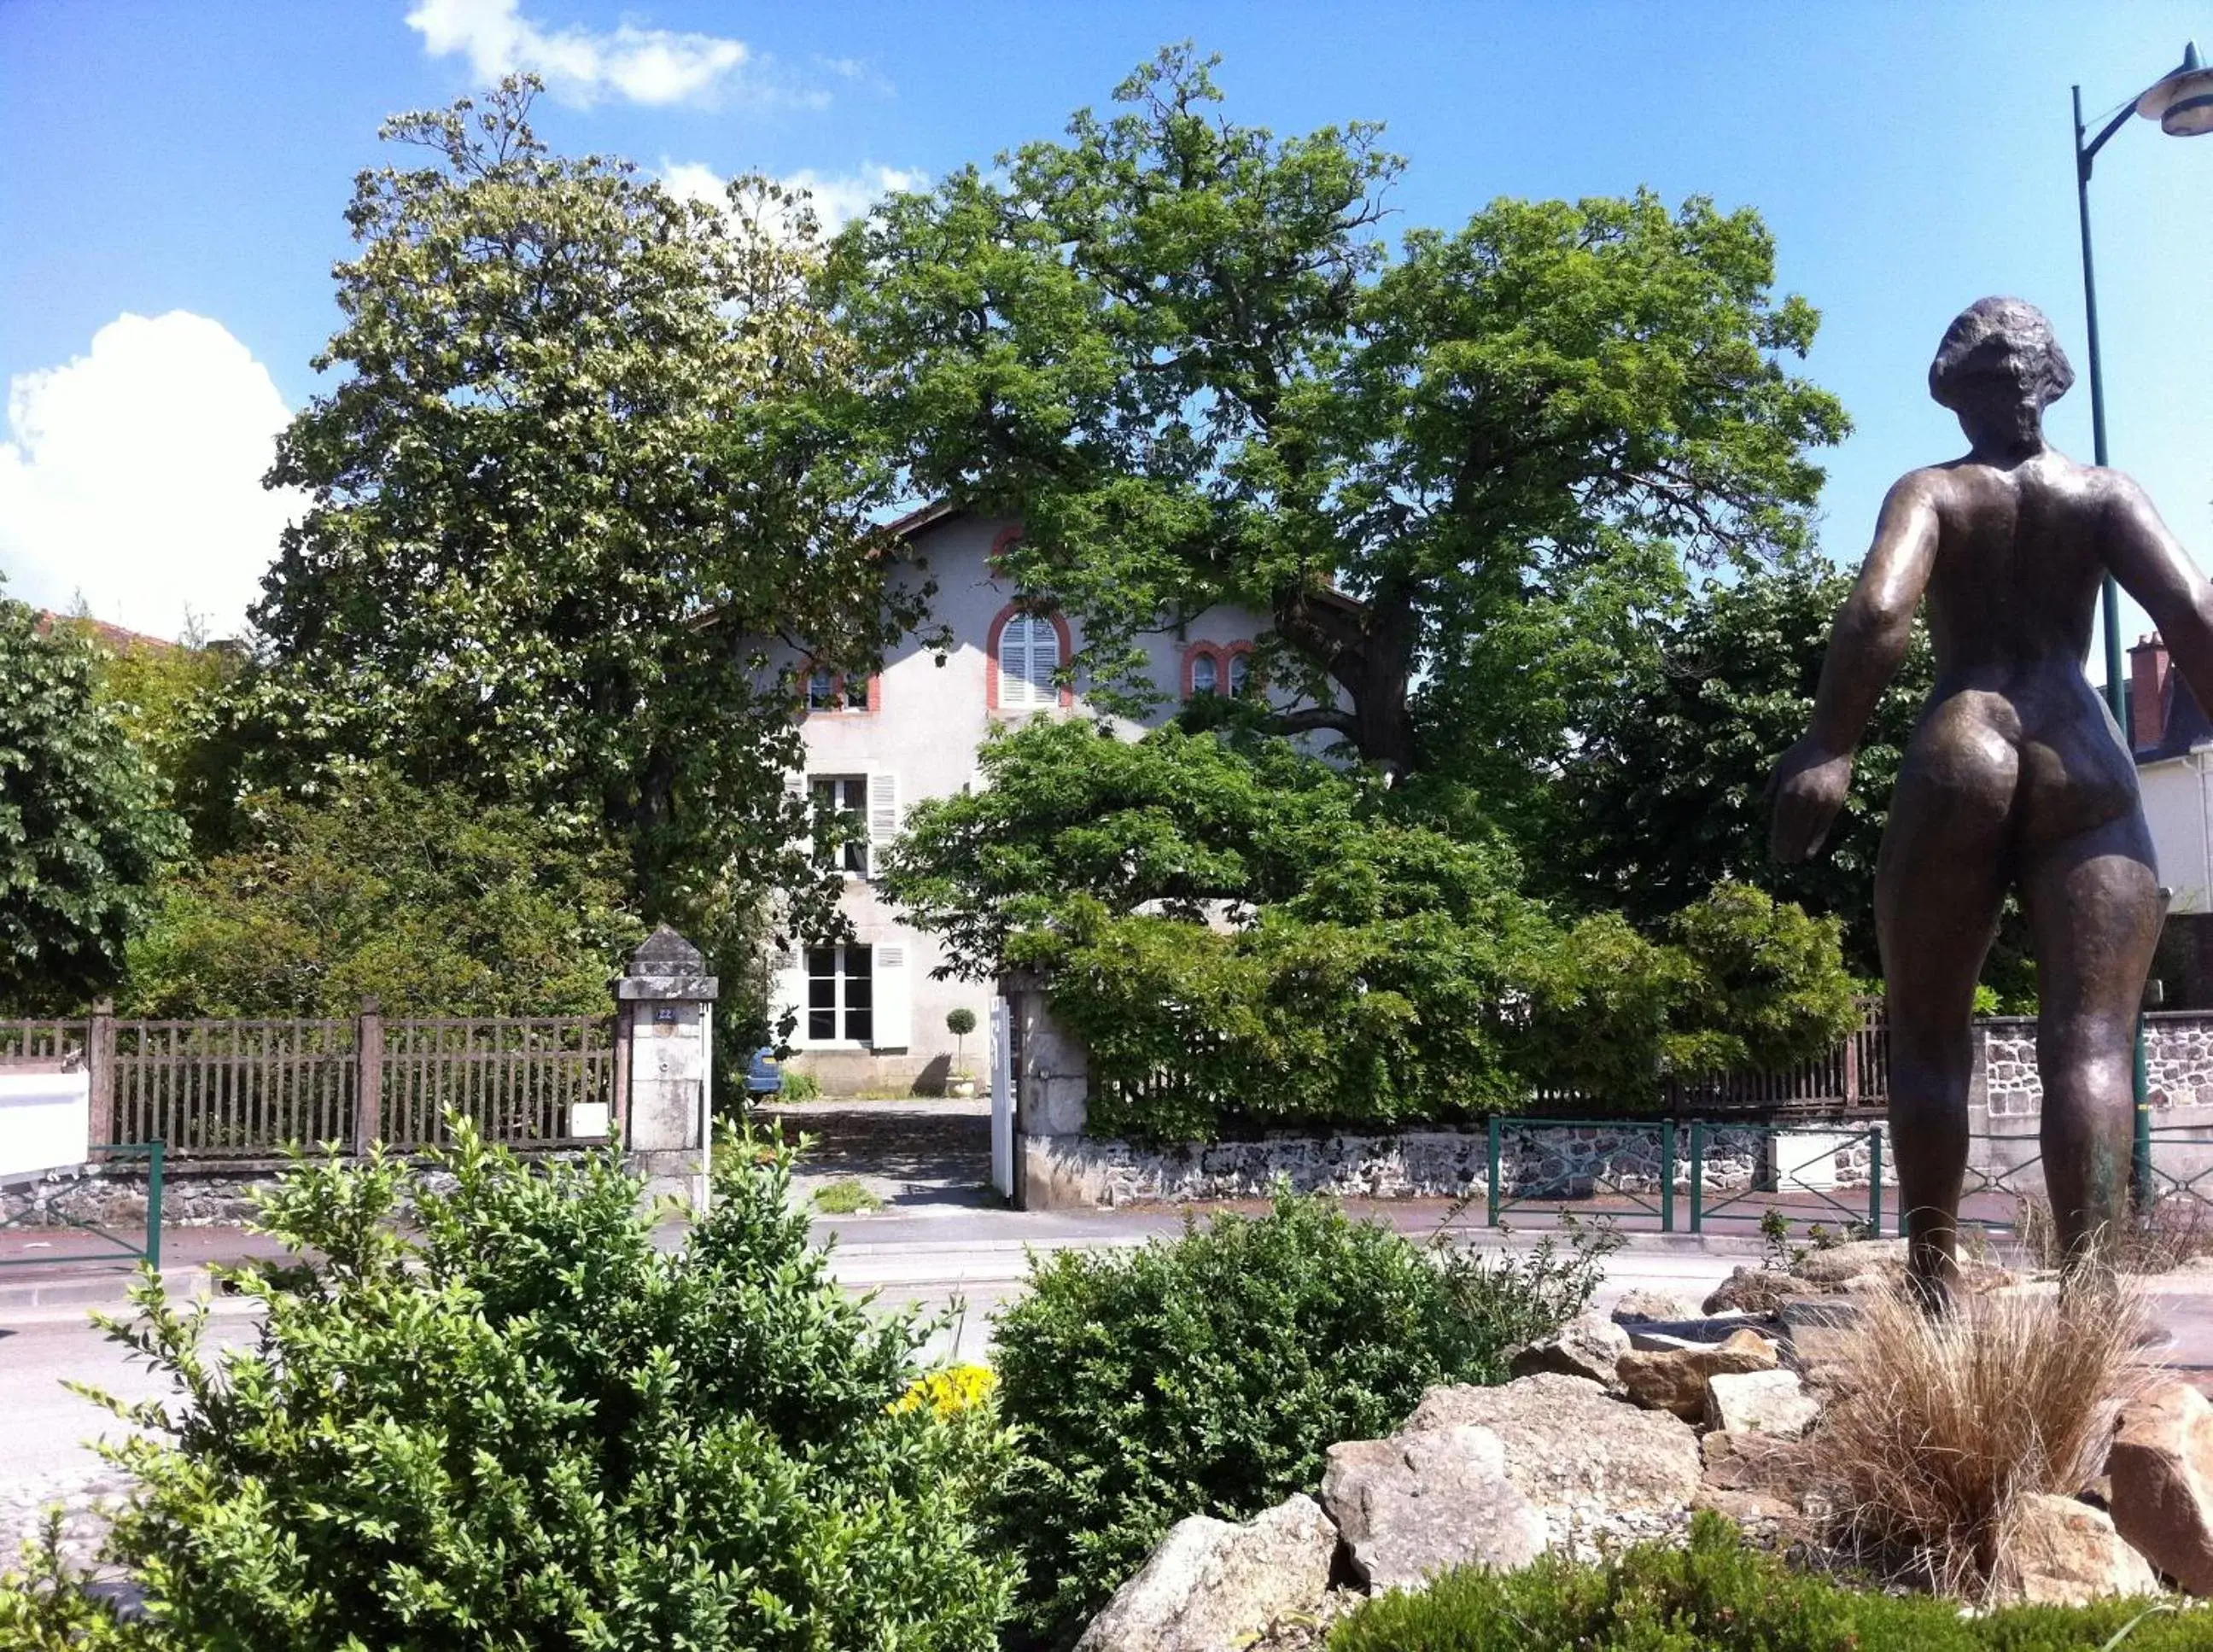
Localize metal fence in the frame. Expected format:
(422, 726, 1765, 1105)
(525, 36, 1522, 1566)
(1482, 1115, 1886, 1235)
(0, 1002, 622, 1160)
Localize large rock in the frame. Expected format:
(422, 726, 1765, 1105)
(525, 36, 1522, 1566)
(1994, 1494, 2162, 1608)
(1703, 1267, 1811, 1317)
(1074, 1493, 1337, 1652)
(1793, 1239, 1907, 1286)
(1404, 1373, 1700, 1549)
(1610, 1289, 1703, 1324)
(2108, 1381, 2213, 1595)
(1509, 1311, 1631, 1390)
(1705, 1369, 1819, 1439)
(1616, 1328, 1779, 1421)
(1320, 1425, 1546, 1593)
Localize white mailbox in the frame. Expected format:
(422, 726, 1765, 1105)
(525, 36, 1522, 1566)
(0, 1066, 91, 1182)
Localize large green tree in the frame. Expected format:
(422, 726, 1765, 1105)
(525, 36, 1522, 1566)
(0, 600, 183, 1012)
(832, 46, 1848, 776)
(1549, 555, 2035, 1003)
(881, 721, 1858, 1133)
(239, 77, 917, 948)
(125, 773, 644, 1019)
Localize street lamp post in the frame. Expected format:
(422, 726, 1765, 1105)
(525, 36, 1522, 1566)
(2071, 40, 2212, 727)
(2070, 40, 2213, 1206)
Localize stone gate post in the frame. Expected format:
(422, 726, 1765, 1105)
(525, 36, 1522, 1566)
(614, 927, 718, 1211)
(1000, 968, 1094, 1210)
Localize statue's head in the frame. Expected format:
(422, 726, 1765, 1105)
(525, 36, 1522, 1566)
(1929, 298, 2075, 452)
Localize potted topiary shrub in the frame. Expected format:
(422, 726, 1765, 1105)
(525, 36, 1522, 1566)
(945, 1007, 978, 1098)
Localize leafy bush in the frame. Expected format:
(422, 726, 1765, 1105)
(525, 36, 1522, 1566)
(123, 769, 644, 1016)
(0, 598, 183, 1013)
(68, 1125, 1014, 1649)
(885, 721, 1859, 1136)
(990, 1193, 1614, 1646)
(1329, 1510, 2210, 1649)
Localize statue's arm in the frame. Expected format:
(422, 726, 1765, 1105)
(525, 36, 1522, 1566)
(1771, 474, 1940, 862)
(2104, 474, 2213, 723)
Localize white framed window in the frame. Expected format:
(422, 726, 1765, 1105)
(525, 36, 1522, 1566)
(1228, 651, 1252, 697)
(1190, 651, 1219, 697)
(805, 943, 874, 1045)
(999, 612, 1060, 709)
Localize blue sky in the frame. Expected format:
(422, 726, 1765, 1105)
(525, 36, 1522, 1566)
(3, 1, 2210, 668)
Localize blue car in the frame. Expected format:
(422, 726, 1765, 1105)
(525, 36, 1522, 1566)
(744, 1047, 785, 1096)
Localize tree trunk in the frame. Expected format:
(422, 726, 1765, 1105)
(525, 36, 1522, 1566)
(1270, 581, 1420, 777)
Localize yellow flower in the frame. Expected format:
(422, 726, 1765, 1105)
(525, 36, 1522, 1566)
(891, 1364, 998, 1419)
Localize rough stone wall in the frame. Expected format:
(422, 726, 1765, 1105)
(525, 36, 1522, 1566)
(1978, 1019, 2042, 1119)
(1970, 1013, 2213, 1116)
(0, 1147, 605, 1229)
(1032, 1121, 1893, 1210)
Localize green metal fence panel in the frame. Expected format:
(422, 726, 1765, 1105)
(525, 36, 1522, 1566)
(1481, 1116, 1678, 1229)
(0, 1139, 164, 1273)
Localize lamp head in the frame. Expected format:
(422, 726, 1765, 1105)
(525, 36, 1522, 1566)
(2138, 40, 2213, 137)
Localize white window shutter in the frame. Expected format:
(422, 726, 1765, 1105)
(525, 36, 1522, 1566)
(1030, 616, 1060, 703)
(872, 943, 912, 1049)
(769, 946, 806, 1047)
(999, 621, 1021, 708)
(867, 771, 902, 875)
(784, 768, 809, 852)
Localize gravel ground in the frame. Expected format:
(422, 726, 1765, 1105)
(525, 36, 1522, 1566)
(0, 1462, 131, 1576)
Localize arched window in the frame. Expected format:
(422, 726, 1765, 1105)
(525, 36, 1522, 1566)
(990, 606, 1070, 710)
(1190, 651, 1219, 697)
(1227, 650, 1252, 698)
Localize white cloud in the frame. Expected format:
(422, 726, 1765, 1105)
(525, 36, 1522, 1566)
(660, 160, 927, 236)
(406, 0, 749, 108)
(0, 313, 304, 641)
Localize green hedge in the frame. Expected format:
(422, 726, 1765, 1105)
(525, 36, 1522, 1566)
(991, 1194, 1614, 1648)
(1332, 1512, 2208, 1650)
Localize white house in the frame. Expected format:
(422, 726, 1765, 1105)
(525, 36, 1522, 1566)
(2129, 632, 2213, 1007)
(771, 505, 1282, 1094)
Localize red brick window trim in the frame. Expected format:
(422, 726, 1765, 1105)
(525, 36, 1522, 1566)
(1185, 640, 1256, 699)
(799, 658, 881, 715)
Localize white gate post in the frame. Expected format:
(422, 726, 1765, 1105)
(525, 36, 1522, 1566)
(990, 995, 1013, 1199)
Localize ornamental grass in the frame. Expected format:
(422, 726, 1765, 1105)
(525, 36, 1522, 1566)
(1805, 1275, 2162, 1597)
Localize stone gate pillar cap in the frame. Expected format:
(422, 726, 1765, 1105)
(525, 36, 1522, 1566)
(614, 925, 719, 1001)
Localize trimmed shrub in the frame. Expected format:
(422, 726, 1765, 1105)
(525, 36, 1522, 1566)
(990, 1194, 1614, 1647)
(1330, 1510, 2211, 1649)
(64, 1125, 1015, 1649)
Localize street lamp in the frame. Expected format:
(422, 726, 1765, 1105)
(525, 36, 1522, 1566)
(2074, 41, 2211, 726)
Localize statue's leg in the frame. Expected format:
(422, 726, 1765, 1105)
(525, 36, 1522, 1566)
(1877, 745, 2011, 1314)
(2021, 810, 2160, 1278)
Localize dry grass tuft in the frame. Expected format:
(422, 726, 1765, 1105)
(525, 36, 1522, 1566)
(1804, 1279, 2163, 1597)
(2011, 1191, 2213, 1274)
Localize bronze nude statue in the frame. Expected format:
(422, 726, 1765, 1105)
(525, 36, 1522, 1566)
(1772, 295, 2213, 1307)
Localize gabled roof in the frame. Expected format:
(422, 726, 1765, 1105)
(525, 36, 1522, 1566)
(883, 498, 965, 540)
(33, 611, 181, 654)
(2141, 672, 2213, 765)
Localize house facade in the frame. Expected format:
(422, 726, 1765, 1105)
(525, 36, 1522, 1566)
(772, 506, 1279, 1094)
(2130, 632, 2213, 1008)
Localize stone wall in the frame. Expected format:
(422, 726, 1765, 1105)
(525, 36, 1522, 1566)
(0, 1156, 286, 1229)
(1972, 1012, 2213, 1117)
(1017, 1121, 1896, 1211)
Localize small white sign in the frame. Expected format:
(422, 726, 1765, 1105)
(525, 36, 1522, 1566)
(0, 1069, 91, 1181)
(569, 1101, 611, 1141)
